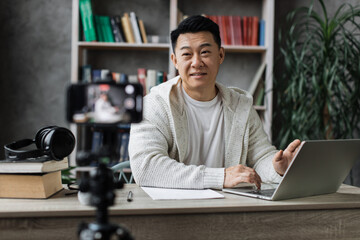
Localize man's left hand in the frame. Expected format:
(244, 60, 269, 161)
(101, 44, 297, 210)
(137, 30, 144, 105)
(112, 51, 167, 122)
(272, 139, 302, 176)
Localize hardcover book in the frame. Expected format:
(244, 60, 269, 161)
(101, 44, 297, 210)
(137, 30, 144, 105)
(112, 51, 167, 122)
(0, 171, 63, 199)
(121, 13, 135, 43)
(111, 16, 125, 43)
(79, 0, 97, 41)
(0, 157, 69, 173)
(130, 12, 143, 44)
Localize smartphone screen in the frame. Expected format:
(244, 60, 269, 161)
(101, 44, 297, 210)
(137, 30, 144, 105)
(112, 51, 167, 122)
(66, 83, 143, 125)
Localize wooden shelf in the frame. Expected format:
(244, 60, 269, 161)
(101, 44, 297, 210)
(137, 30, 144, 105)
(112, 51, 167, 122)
(254, 105, 266, 111)
(77, 42, 266, 53)
(78, 42, 170, 51)
(224, 45, 267, 53)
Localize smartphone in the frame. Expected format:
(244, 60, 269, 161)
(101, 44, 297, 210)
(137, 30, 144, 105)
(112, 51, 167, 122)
(66, 83, 143, 125)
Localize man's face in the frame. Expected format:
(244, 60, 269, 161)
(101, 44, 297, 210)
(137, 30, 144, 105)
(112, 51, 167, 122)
(171, 31, 225, 101)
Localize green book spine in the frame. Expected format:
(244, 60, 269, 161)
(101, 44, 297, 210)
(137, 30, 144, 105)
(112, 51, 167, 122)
(100, 16, 109, 42)
(79, 0, 97, 41)
(94, 16, 103, 42)
(103, 16, 115, 42)
(255, 87, 264, 106)
(156, 71, 164, 85)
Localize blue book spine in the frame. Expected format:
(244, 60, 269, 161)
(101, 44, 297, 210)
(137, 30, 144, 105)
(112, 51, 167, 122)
(92, 69, 101, 82)
(91, 131, 103, 152)
(259, 20, 265, 46)
(119, 132, 130, 162)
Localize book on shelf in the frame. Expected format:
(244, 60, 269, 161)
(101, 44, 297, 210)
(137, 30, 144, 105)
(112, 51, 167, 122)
(138, 19, 148, 43)
(128, 74, 138, 84)
(82, 64, 92, 83)
(177, 8, 185, 25)
(130, 12, 143, 44)
(146, 69, 157, 94)
(242, 16, 248, 45)
(233, 16, 243, 45)
(0, 171, 63, 199)
(119, 73, 129, 84)
(119, 132, 130, 162)
(101, 16, 115, 42)
(92, 69, 111, 82)
(156, 71, 164, 85)
(248, 62, 266, 106)
(110, 16, 125, 43)
(121, 13, 135, 43)
(248, 62, 266, 95)
(259, 19, 265, 46)
(147, 35, 169, 44)
(79, 0, 97, 42)
(250, 16, 259, 46)
(94, 16, 104, 42)
(229, 16, 236, 46)
(254, 83, 265, 106)
(0, 157, 69, 173)
(137, 68, 147, 96)
(94, 16, 112, 42)
(91, 130, 104, 153)
(112, 72, 128, 84)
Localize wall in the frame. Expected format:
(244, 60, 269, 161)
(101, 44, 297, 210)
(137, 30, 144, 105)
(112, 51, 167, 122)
(0, 0, 72, 158)
(0, 0, 359, 182)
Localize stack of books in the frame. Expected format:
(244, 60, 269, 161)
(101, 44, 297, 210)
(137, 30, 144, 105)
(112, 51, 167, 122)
(0, 157, 69, 199)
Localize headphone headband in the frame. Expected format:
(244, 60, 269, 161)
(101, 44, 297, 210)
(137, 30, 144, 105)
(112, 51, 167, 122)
(4, 139, 44, 160)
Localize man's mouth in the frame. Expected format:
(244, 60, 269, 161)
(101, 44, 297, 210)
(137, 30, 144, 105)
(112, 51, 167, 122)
(190, 72, 207, 76)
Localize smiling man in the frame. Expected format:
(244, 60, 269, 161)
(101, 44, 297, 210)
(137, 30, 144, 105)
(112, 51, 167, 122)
(129, 15, 300, 190)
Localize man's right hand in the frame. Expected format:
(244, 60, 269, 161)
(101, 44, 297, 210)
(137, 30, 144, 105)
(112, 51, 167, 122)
(223, 164, 262, 189)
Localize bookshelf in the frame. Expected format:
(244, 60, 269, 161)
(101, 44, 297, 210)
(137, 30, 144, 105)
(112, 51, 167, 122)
(71, 0, 275, 164)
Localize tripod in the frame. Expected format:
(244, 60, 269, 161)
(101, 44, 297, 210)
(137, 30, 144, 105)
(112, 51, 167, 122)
(78, 162, 134, 240)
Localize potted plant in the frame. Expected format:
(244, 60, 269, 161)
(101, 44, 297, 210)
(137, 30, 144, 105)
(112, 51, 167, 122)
(274, 0, 360, 149)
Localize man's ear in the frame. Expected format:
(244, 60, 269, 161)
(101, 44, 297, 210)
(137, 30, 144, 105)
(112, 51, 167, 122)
(171, 53, 178, 69)
(219, 47, 225, 64)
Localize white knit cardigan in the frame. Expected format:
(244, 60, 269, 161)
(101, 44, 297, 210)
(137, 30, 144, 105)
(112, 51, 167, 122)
(129, 76, 282, 190)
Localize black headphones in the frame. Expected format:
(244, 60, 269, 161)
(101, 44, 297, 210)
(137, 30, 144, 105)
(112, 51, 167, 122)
(4, 126, 76, 161)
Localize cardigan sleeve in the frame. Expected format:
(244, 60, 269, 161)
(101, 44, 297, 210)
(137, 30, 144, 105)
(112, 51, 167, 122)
(245, 108, 282, 183)
(128, 93, 225, 190)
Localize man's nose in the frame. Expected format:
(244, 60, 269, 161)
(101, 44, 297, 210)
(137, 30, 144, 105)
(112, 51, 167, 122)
(191, 54, 203, 68)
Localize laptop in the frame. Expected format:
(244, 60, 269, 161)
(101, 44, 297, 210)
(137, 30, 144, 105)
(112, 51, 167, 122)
(222, 139, 360, 201)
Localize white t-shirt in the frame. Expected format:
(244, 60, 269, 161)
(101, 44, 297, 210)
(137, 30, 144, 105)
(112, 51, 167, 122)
(182, 86, 225, 168)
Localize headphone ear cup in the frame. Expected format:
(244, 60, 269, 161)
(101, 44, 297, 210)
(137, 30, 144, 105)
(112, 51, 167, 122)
(50, 128, 75, 160)
(35, 126, 75, 160)
(35, 126, 56, 149)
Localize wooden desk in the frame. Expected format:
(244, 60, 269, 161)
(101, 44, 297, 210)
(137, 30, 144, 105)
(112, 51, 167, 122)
(1, 184, 360, 240)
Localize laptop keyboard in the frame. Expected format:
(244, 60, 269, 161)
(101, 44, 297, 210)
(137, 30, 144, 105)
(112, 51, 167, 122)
(249, 189, 275, 197)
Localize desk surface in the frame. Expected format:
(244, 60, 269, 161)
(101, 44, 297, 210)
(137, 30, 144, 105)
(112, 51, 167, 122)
(1, 184, 360, 218)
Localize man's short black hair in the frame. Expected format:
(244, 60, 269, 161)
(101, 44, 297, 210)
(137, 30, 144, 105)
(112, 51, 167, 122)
(170, 15, 221, 53)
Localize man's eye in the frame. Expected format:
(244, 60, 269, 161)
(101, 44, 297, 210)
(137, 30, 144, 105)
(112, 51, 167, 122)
(201, 50, 210, 55)
(182, 53, 191, 56)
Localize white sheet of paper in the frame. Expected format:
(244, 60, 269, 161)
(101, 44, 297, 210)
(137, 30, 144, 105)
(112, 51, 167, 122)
(142, 187, 225, 200)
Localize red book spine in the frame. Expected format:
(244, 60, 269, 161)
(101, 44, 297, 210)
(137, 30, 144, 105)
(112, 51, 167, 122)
(251, 16, 259, 46)
(217, 15, 225, 46)
(242, 16, 248, 45)
(248, 17, 253, 46)
(137, 68, 147, 96)
(221, 15, 229, 45)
